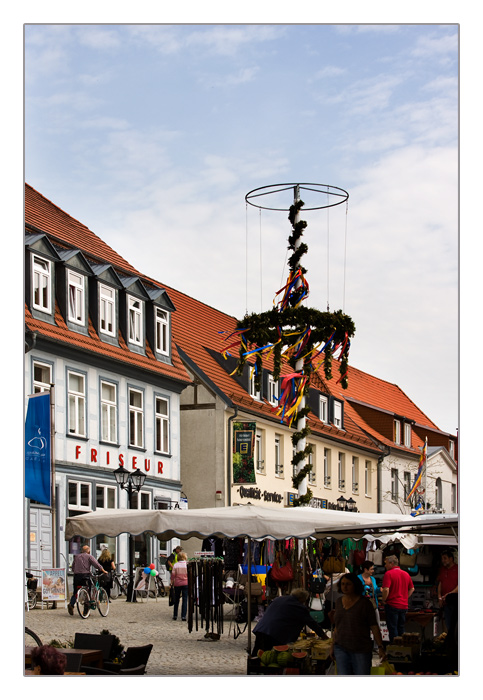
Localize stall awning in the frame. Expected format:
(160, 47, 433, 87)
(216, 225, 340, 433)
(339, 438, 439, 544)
(65, 503, 438, 543)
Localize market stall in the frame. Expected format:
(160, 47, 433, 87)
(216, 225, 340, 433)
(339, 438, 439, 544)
(65, 505, 458, 674)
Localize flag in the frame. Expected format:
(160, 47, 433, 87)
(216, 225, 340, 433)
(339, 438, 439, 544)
(406, 437, 427, 502)
(25, 392, 51, 505)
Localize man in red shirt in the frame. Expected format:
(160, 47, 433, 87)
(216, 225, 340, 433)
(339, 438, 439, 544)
(381, 554, 415, 643)
(437, 549, 458, 634)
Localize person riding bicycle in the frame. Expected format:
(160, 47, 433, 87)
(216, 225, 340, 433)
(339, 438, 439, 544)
(68, 545, 108, 615)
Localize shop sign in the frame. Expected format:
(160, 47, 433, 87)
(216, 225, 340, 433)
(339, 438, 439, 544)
(238, 485, 283, 504)
(73, 443, 165, 475)
(233, 422, 256, 484)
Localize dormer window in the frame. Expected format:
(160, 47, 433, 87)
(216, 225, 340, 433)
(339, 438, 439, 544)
(32, 255, 51, 313)
(99, 284, 116, 336)
(394, 419, 401, 444)
(67, 270, 85, 325)
(320, 395, 328, 423)
(128, 296, 143, 346)
(155, 308, 169, 355)
(333, 400, 342, 428)
(268, 374, 278, 406)
(249, 370, 261, 400)
(404, 423, 412, 447)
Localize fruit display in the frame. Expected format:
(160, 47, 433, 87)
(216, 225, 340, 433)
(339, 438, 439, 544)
(257, 647, 308, 668)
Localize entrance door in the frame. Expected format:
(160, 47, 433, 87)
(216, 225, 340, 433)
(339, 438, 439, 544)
(29, 507, 53, 569)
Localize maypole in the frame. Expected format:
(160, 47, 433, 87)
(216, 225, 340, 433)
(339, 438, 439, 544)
(222, 183, 355, 506)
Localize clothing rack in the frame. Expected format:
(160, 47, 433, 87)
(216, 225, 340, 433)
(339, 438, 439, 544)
(187, 558, 224, 637)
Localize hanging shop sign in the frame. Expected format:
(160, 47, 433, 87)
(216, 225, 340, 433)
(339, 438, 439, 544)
(232, 421, 256, 484)
(237, 485, 283, 504)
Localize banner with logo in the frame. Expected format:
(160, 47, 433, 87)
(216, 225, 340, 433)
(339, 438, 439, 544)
(25, 392, 51, 505)
(232, 421, 256, 484)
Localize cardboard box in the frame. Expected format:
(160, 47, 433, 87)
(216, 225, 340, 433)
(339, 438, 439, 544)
(386, 645, 418, 663)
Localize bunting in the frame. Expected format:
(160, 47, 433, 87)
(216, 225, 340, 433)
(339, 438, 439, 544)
(406, 437, 428, 502)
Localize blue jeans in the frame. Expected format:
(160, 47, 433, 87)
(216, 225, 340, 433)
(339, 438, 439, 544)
(384, 604, 407, 642)
(173, 585, 188, 619)
(333, 644, 372, 675)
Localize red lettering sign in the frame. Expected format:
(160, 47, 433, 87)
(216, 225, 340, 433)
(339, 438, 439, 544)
(119, 454, 124, 467)
(158, 461, 163, 474)
(144, 459, 151, 472)
(75, 445, 81, 459)
(91, 448, 98, 463)
(106, 451, 110, 465)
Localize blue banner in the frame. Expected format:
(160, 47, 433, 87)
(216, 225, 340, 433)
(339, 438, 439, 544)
(25, 392, 51, 505)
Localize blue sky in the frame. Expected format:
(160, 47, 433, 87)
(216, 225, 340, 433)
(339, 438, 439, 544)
(24, 22, 459, 434)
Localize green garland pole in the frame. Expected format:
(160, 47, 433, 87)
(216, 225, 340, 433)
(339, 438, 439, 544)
(231, 185, 355, 506)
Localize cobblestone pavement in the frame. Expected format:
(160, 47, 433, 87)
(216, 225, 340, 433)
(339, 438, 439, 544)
(24, 595, 249, 676)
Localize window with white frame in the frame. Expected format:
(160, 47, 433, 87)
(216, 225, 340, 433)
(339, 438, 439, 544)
(67, 370, 86, 436)
(32, 255, 51, 313)
(255, 431, 264, 473)
(365, 460, 372, 496)
(99, 284, 115, 336)
(308, 446, 316, 484)
(68, 480, 91, 513)
(268, 374, 279, 406)
(435, 478, 443, 510)
(100, 380, 117, 443)
(404, 423, 412, 447)
(352, 456, 359, 493)
(155, 396, 170, 453)
(449, 440, 455, 459)
(333, 400, 342, 428)
(131, 490, 151, 509)
(96, 484, 117, 509)
(338, 452, 345, 489)
(128, 295, 143, 346)
(249, 369, 261, 400)
(394, 419, 401, 444)
(275, 434, 283, 476)
(33, 361, 52, 393)
(129, 388, 144, 448)
(320, 396, 328, 423)
(451, 484, 456, 512)
(404, 471, 411, 501)
(324, 448, 331, 487)
(391, 468, 399, 501)
(155, 308, 169, 355)
(67, 270, 85, 325)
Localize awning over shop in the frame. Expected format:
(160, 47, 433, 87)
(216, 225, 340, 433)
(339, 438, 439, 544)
(65, 503, 456, 547)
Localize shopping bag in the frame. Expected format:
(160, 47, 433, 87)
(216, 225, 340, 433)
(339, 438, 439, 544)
(326, 661, 336, 675)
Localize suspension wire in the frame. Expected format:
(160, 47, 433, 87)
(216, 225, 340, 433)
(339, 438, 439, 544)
(259, 208, 263, 313)
(343, 200, 349, 313)
(326, 188, 330, 311)
(245, 202, 249, 314)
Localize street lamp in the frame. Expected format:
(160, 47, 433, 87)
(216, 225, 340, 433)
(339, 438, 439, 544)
(113, 466, 146, 602)
(336, 496, 347, 511)
(346, 497, 357, 512)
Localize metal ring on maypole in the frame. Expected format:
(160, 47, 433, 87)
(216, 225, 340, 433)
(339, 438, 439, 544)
(245, 182, 349, 212)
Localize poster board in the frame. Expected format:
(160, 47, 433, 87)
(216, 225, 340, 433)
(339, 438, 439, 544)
(42, 568, 67, 602)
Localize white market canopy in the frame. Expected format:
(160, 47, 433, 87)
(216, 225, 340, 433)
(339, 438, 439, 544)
(65, 503, 457, 547)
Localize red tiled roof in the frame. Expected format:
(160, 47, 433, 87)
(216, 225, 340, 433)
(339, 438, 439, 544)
(25, 184, 190, 385)
(24, 183, 447, 455)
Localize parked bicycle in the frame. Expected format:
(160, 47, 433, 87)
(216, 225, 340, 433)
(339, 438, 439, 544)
(25, 571, 54, 610)
(76, 572, 109, 618)
(110, 563, 129, 599)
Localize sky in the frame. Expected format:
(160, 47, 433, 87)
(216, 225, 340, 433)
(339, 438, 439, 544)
(23, 22, 460, 435)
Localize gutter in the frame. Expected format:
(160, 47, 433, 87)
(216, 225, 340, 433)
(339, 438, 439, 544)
(377, 445, 391, 513)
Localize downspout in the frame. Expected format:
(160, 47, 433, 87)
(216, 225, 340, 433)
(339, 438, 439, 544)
(227, 406, 239, 506)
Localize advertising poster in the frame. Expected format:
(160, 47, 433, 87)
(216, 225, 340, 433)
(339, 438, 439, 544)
(42, 568, 66, 602)
(232, 421, 256, 484)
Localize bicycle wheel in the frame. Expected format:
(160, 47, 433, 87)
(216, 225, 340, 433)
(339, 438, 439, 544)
(157, 579, 166, 597)
(110, 579, 120, 600)
(76, 587, 91, 618)
(27, 589, 37, 610)
(25, 626, 42, 646)
(97, 587, 109, 617)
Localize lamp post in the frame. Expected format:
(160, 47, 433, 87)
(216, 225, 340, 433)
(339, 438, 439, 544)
(113, 466, 146, 602)
(337, 495, 347, 511)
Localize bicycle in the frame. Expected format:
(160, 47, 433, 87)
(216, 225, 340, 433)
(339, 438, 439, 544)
(110, 564, 129, 599)
(76, 572, 109, 618)
(25, 626, 42, 647)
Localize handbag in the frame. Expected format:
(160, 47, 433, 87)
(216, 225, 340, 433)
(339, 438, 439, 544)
(400, 551, 417, 567)
(168, 585, 174, 606)
(270, 559, 294, 582)
(322, 556, 346, 575)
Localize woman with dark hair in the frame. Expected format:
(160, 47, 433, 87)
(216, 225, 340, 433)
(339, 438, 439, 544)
(31, 645, 67, 675)
(329, 573, 386, 675)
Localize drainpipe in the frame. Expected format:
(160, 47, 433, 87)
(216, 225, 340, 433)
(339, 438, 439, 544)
(227, 407, 239, 506)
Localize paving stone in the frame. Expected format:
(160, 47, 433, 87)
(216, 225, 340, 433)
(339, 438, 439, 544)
(25, 596, 248, 675)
